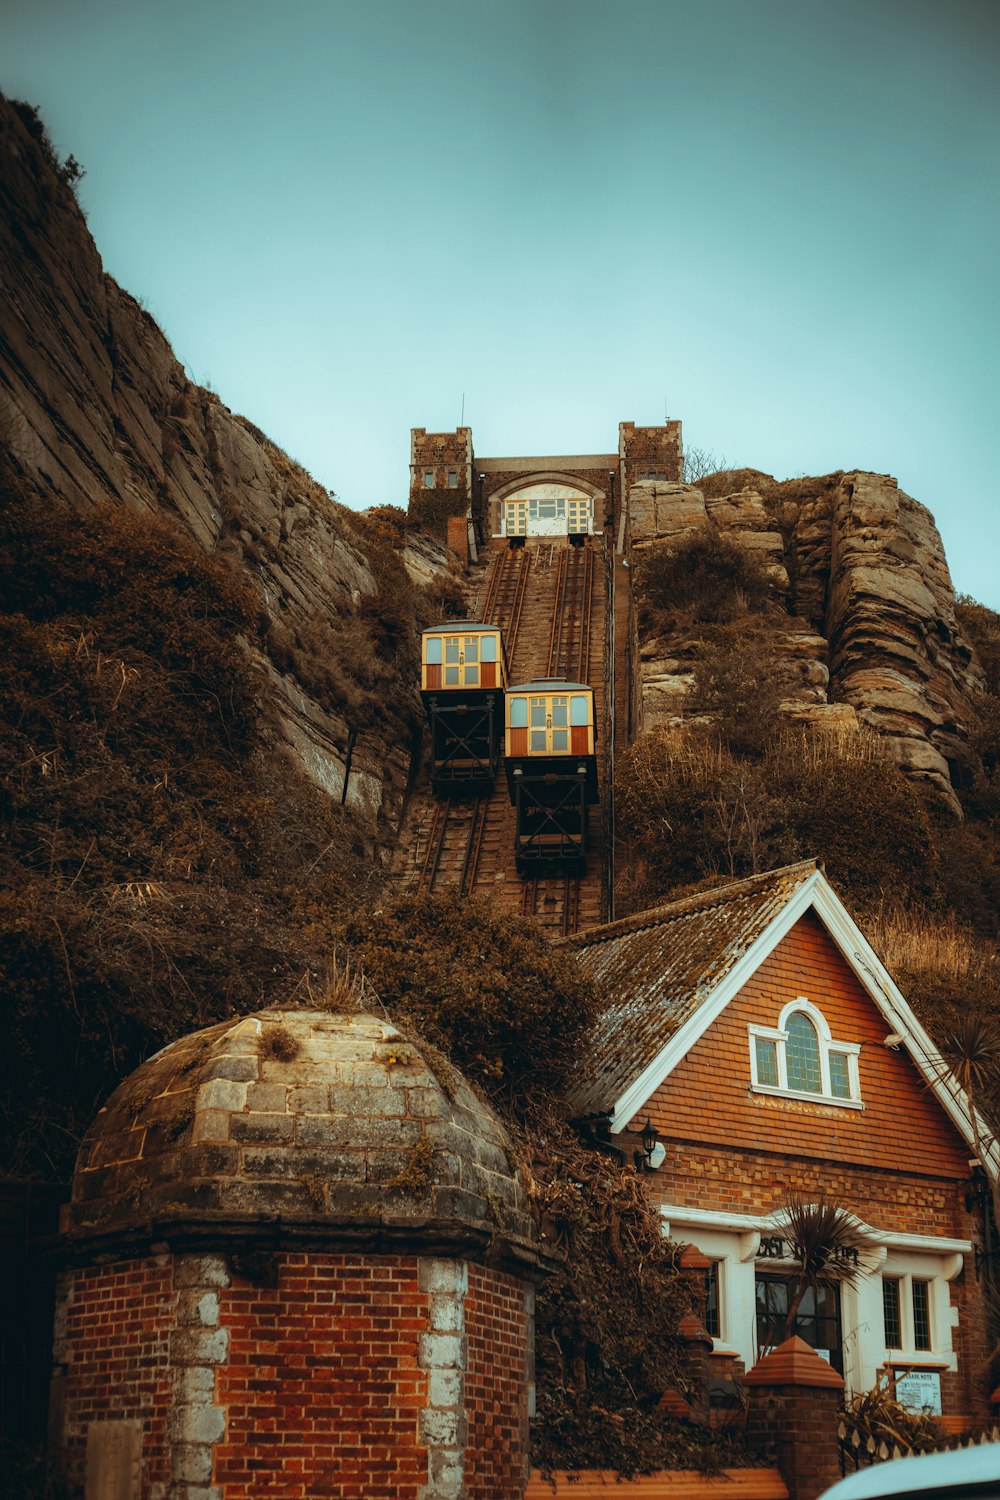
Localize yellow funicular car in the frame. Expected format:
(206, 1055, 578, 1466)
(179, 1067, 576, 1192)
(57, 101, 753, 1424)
(503, 679, 599, 872)
(420, 622, 508, 794)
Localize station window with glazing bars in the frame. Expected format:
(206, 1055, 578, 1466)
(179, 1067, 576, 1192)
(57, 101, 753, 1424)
(882, 1275, 932, 1352)
(749, 999, 861, 1107)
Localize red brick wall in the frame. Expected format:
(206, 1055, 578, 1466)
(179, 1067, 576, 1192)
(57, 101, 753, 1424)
(464, 1265, 529, 1498)
(636, 911, 970, 1182)
(215, 1253, 430, 1500)
(57, 1256, 175, 1494)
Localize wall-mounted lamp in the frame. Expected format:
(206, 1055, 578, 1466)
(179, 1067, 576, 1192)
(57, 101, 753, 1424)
(634, 1118, 666, 1172)
(883, 1033, 904, 1050)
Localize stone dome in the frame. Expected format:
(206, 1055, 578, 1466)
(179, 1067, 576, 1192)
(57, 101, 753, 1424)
(67, 1009, 537, 1264)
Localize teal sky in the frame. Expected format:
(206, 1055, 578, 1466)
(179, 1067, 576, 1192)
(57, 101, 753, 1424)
(4, 0, 999, 606)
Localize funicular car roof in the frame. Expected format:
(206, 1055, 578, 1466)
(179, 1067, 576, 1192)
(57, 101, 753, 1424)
(421, 621, 491, 634)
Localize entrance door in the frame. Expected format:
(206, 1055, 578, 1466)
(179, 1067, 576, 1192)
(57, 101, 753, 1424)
(755, 1272, 843, 1373)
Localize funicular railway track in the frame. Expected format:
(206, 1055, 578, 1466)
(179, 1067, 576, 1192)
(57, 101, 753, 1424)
(547, 543, 595, 680)
(514, 540, 601, 933)
(415, 797, 489, 898)
(399, 536, 607, 936)
(481, 545, 531, 660)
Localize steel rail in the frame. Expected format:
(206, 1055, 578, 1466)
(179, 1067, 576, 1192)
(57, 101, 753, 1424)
(481, 546, 509, 624)
(546, 548, 569, 676)
(416, 801, 449, 895)
(505, 550, 531, 663)
(459, 799, 488, 898)
(577, 544, 595, 684)
(562, 877, 581, 936)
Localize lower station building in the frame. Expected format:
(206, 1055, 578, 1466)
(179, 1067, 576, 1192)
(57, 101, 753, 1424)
(564, 860, 994, 1427)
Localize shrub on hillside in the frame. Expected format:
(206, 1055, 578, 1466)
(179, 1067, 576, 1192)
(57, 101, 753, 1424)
(0, 491, 373, 1176)
(332, 891, 597, 1105)
(957, 596, 1000, 698)
(686, 623, 793, 756)
(635, 527, 776, 629)
(616, 724, 938, 915)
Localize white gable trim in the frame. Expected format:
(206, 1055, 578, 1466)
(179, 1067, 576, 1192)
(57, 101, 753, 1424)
(607, 870, 997, 1175)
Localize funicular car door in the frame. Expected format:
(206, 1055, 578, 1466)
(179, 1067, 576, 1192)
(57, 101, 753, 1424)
(528, 695, 570, 752)
(441, 634, 482, 689)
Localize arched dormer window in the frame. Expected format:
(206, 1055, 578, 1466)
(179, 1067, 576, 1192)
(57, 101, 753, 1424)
(749, 999, 862, 1108)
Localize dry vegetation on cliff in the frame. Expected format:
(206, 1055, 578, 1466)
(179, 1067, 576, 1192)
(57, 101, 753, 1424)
(331, 891, 746, 1477)
(620, 524, 1000, 1042)
(0, 477, 459, 1179)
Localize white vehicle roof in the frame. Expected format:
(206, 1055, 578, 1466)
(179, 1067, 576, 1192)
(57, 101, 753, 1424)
(820, 1443, 1000, 1500)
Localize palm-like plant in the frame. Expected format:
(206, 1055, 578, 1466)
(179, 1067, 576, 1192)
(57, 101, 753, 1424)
(777, 1195, 869, 1342)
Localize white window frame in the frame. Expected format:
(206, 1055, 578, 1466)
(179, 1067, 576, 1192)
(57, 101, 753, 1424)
(748, 997, 862, 1108)
(661, 1206, 966, 1396)
(880, 1262, 942, 1363)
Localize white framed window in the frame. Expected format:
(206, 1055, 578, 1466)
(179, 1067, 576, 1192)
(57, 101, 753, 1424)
(423, 470, 435, 488)
(749, 998, 861, 1108)
(882, 1272, 933, 1353)
(447, 470, 457, 488)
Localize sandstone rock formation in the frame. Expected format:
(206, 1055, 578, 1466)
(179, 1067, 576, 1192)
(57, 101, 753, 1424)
(627, 473, 983, 812)
(0, 98, 456, 834)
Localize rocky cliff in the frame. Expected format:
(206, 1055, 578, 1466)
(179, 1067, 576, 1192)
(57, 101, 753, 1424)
(627, 472, 983, 812)
(0, 97, 453, 834)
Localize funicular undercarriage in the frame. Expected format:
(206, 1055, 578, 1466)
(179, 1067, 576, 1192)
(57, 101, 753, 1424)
(510, 763, 591, 874)
(426, 695, 500, 795)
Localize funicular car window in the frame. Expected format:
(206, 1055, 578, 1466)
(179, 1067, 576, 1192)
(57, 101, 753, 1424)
(426, 637, 442, 664)
(510, 698, 528, 728)
(481, 635, 497, 663)
(570, 694, 589, 725)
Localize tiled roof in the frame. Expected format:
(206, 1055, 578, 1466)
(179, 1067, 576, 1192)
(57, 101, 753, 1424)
(565, 860, 821, 1120)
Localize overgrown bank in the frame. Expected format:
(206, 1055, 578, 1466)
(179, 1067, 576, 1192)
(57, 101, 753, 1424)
(619, 523, 1000, 1038)
(0, 486, 451, 1179)
(332, 891, 747, 1476)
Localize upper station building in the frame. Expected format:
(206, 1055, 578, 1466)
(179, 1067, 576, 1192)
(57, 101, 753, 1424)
(408, 420, 683, 549)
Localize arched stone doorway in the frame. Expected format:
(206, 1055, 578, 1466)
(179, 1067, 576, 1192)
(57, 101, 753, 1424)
(488, 473, 606, 541)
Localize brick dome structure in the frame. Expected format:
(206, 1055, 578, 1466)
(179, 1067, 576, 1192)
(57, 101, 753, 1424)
(53, 1010, 544, 1500)
(65, 1007, 535, 1254)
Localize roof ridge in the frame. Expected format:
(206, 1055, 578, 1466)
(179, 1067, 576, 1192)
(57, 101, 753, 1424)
(565, 859, 821, 949)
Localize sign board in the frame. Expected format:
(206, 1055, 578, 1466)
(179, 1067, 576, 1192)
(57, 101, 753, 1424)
(894, 1369, 942, 1415)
